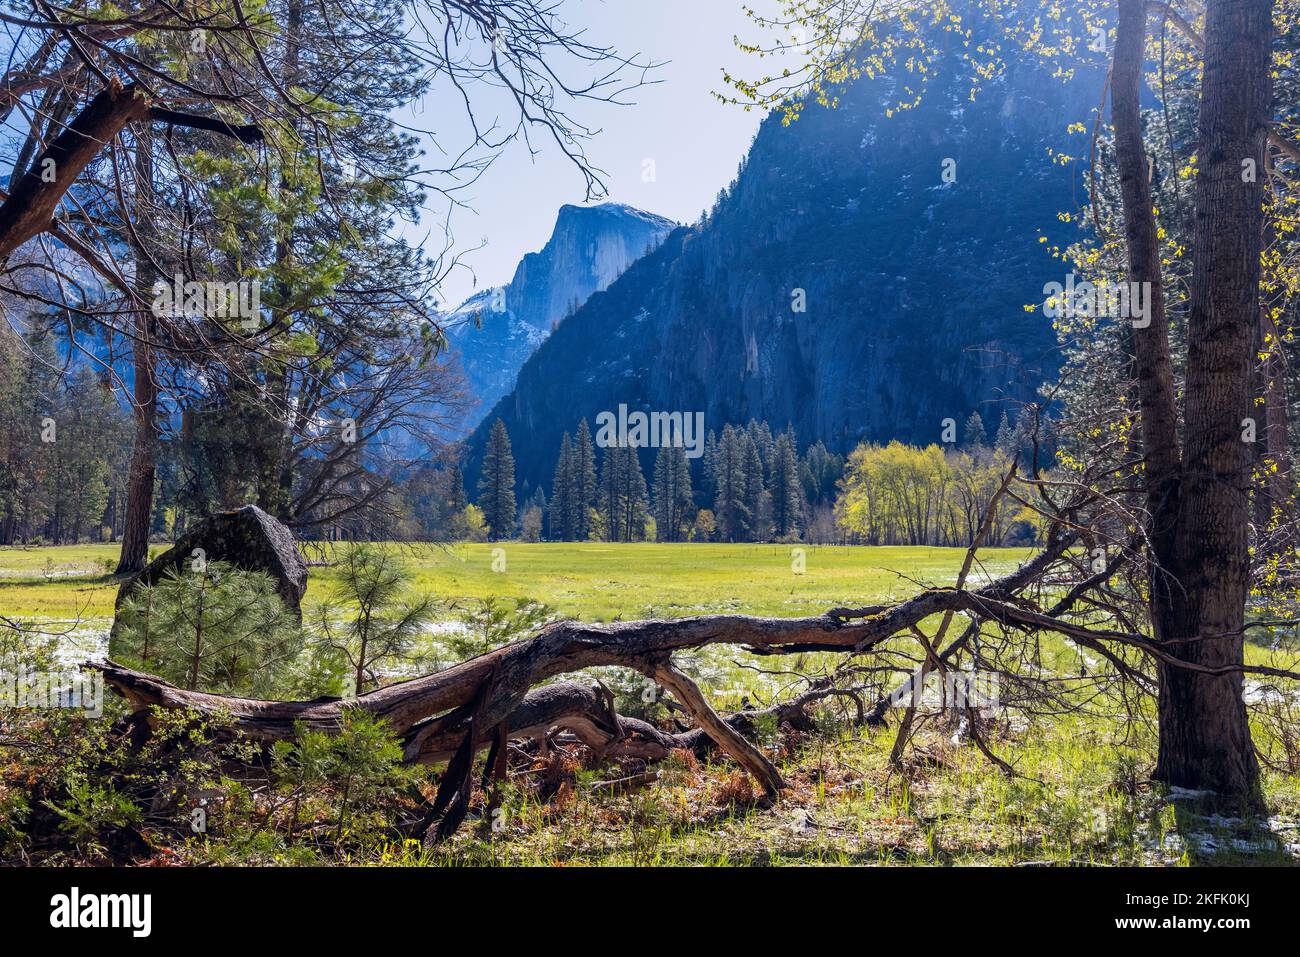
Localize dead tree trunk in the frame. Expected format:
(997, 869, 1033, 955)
(93, 527, 1300, 839)
(650, 656, 783, 796)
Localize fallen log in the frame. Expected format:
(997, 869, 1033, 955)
(92, 548, 1075, 742)
(115, 529, 1291, 840)
(408, 675, 869, 766)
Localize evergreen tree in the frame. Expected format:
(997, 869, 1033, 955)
(963, 412, 989, 449)
(799, 440, 843, 506)
(549, 433, 576, 540)
(652, 445, 694, 542)
(701, 429, 720, 501)
(477, 419, 516, 541)
(713, 425, 751, 541)
(523, 485, 547, 521)
(994, 411, 1016, 454)
(446, 462, 469, 514)
(0, 328, 57, 544)
(573, 418, 598, 540)
(599, 443, 623, 541)
(742, 436, 767, 541)
(623, 449, 650, 541)
(49, 371, 114, 544)
(112, 562, 303, 696)
(747, 419, 775, 480)
(770, 432, 804, 539)
(599, 445, 649, 542)
(310, 544, 436, 696)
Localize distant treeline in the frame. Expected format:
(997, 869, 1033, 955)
(0, 326, 462, 547)
(0, 329, 133, 546)
(1, 321, 1037, 550)
(450, 410, 1041, 547)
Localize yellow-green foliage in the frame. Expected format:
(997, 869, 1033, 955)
(835, 442, 1027, 546)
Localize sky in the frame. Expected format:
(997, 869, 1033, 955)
(410, 0, 782, 308)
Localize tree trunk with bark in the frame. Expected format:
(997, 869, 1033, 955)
(1111, 0, 1270, 805)
(116, 126, 161, 576)
(1154, 0, 1271, 803)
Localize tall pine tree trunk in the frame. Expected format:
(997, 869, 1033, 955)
(1154, 0, 1271, 802)
(261, 0, 304, 522)
(116, 126, 160, 575)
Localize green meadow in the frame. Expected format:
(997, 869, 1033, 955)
(0, 541, 1032, 622)
(3, 541, 1297, 866)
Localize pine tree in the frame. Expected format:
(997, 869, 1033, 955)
(701, 429, 720, 501)
(652, 446, 673, 541)
(51, 371, 113, 543)
(523, 485, 547, 522)
(674, 448, 694, 540)
(477, 419, 516, 541)
(713, 425, 750, 542)
(573, 418, 598, 540)
(994, 411, 1016, 454)
(599, 444, 623, 541)
(623, 449, 649, 541)
(799, 440, 843, 506)
(770, 432, 804, 539)
(446, 462, 469, 514)
(0, 330, 57, 544)
(549, 433, 575, 540)
(599, 445, 649, 542)
(653, 446, 694, 542)
(112, 562, 304, 696)
(742, 436, 767, 541)
(963, 412, 989, 449)
(309, 544, 436, 696)
(747, 419, 775, 481)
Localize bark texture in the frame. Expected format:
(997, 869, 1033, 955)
(1108, 0, 1269, 805)
(1155, 0, 1272, 801)
(0, 81, 151, 257)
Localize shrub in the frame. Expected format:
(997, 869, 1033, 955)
(112, 562, 304, 696)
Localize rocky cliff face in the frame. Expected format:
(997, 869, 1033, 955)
(446, 203, 675, 428)
(467, 38, 1098, 490)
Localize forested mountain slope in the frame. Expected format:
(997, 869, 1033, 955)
(467, 42, 1097, 488)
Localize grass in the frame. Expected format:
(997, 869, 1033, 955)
(4, 540, 1297, 866)
(0, 541, 1034, 621)
(378, 710, 1300, 867)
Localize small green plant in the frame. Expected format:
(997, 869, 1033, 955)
(44, 781, 142, 854)
(309, 544, 437, 695)
(270, 709, 413, 854)
(446, 597, 557, 661)
(112, 562, 304, 696)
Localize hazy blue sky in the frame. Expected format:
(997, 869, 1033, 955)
(415, 0, 781, 307)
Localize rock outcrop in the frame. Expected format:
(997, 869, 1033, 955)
(445, 203, 676, 428)
(112, 506, 308, 627)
